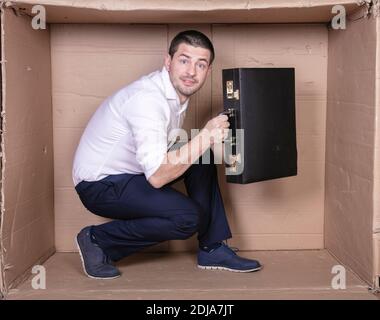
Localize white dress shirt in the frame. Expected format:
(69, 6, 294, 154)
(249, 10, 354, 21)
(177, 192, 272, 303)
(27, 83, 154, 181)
(72, 67, 189, 186)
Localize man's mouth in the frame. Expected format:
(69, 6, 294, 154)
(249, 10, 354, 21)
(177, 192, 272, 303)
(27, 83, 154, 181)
(181, 78, 197, 86)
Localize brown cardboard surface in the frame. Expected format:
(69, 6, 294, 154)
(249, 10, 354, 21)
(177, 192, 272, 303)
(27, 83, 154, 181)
(52, 23, 327, 253)
(1, 0, 380, 297)
(9, 0, 361, 23)
(0, 5, 5, 297)
(325, 9, 377, 285)
(6, 250, 378, 300)
(0, 9, 55, 292)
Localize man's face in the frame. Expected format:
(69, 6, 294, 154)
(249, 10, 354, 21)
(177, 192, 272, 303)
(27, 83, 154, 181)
(165, 43, 212, 103)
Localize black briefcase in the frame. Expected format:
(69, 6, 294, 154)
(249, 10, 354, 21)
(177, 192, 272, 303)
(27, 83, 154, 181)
(221, 68, 297, 184)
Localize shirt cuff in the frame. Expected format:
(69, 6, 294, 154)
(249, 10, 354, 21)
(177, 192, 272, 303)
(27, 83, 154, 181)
(143, 151, 166, 180)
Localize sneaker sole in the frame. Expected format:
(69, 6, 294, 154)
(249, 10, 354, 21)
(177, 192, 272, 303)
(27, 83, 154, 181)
(75, 236, 121, 280)
(197, 264, 262, 273)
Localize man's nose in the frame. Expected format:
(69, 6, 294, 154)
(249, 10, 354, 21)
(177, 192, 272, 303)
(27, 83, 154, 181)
(186, 63, 196, 76)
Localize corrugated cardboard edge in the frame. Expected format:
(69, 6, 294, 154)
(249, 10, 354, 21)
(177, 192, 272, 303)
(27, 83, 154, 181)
(373, 0, 380, 292)
(0, 2, 6, 300)
(8, 0, 364, 11)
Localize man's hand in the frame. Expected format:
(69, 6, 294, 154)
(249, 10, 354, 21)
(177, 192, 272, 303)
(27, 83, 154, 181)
(201, 114, 230, 144)
(148, 114, 230, 189)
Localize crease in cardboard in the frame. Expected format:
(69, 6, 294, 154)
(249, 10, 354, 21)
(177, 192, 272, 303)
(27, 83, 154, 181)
(1, 1, 31, 18)
(344, 1, 375, 22)
(368, 0, 380, 16)
(356, 0, 380, 17)
(360, 0, 375, 16)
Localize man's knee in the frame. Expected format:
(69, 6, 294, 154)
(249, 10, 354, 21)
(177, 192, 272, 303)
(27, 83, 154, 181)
(172, 211, 200, 239)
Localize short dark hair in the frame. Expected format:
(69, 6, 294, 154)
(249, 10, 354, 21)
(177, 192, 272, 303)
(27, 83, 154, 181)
(168, 30, 215, 65)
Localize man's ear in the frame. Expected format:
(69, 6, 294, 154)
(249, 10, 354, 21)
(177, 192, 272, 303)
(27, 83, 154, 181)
(164, 54, 172, 71)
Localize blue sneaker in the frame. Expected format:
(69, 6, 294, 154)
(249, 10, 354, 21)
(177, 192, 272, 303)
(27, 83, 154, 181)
(198, 243, 262, 272)
(75, 226, 121, 279)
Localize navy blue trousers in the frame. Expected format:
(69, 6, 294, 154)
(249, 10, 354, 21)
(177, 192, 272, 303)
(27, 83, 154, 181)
(75, 151, 232, 262)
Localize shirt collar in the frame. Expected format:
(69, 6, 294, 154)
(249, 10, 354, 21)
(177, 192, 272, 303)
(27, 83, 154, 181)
(161, 66, 189, 114)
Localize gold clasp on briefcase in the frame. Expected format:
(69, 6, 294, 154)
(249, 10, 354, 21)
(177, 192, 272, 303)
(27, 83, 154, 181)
(226, 153, 241, 173)
(226, 81, 239, 100)
(218, 108, 236, 117)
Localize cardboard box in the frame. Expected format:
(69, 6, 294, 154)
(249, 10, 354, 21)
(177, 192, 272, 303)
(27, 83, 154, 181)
(1, 0, 379, 297)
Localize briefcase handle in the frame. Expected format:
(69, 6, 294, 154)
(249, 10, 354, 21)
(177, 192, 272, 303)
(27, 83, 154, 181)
(217, 108, 237, 147)
(218, 108, 236, 117)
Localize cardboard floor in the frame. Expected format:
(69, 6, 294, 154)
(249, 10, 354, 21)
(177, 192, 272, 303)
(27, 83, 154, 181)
(5, 250, 379, 300)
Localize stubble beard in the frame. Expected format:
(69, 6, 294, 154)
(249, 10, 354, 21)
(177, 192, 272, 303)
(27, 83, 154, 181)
(174, 78, 202, 98)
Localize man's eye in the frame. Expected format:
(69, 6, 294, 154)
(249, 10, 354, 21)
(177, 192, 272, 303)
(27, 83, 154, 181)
(180, 59, 188, 64)
(197, 63, 207, 70)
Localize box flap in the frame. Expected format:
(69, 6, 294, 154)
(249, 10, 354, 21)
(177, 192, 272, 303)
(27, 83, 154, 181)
(325, 6, 377, 285)
(8, 0, 362, 23)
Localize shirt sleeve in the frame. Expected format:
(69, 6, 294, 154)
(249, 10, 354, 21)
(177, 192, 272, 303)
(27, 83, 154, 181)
(123, 91, 170, 180)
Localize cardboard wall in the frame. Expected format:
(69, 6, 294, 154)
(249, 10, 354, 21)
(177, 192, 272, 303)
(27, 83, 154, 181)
(1, 0, 378, 293)
(52, 23, 328, 252)
(373, 13, 380, 284)
(1, 9, 55, 290)
(52, 23, 212, 253)
(10, 0, 361, 23)
(325, 12, 377, 284)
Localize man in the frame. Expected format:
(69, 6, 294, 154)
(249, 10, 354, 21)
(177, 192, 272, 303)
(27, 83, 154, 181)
(73, 30, 262, 279)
